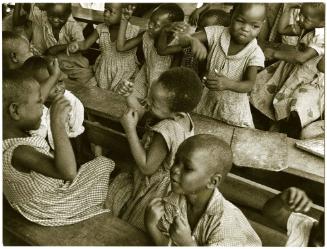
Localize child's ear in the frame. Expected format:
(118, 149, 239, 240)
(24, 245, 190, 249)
(9, 52, 19, 64)
(207, 173, 222, 189)
(9, 103, 21, 120)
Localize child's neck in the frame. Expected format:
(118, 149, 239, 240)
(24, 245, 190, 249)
(186, 188, 214, 212)
(3, 121, 29, 140)
(228, 38, 248, 56)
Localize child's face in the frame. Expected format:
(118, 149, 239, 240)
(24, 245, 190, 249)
(230, 5, 265, 45)
(15, 39, 33, 67)
(147, 81, 173, 120)
(47, 4, 70, 29)
(104, 3, 122, 26)
(148, 11, 171, 39)
(299, 5, 324, 30)
(19, 82, 44, 131)
(170, 144, 215, 195)
(35, 68, 66, 102)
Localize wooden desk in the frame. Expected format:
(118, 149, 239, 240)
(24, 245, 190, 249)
(65, 80, 324, 184)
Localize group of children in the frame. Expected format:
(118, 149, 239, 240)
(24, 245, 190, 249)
(3, 2, 325, 246)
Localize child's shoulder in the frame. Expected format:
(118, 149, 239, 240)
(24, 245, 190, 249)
(3, 136, 50, 154)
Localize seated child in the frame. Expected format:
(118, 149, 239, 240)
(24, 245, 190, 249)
(17, 3, 93, 84)
(116, 4, 185, 101)
(3, 70, 115, 226)
(174, 3, 266, 128)
(68, 3, 141, 91)
(3, 31, 33, 70)
(21, 56, 85, 150)
(250, 3, 325, 138)
(145, 134, 262, 246)
(106, 67, 203, 231)
(263, 187, 324, 246)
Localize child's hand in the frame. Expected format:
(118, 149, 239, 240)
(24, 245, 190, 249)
(264, 48, 275, 61)
(206, 72, 229, 91)
(68, 41, 79, 54)
(145, 197, 164, 228)
(169, 216, 196, 246)
(121, 5, 135, 21)
(280, 187, 312, 213)
(164, 22, 189, 34)
(190, 38, 207, 61)
(50, 94, 72, 127)
(120, 108, 139, 132)
(117, 80, 134, 96)
(47, 58, 61, 78)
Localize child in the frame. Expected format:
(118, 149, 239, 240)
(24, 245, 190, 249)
(175, 3, 266, 128)
(3, 70, 115, 226)
(21, 56, 85, 150)
(263, 187, 324, 246)
(145, 134, 262, 246)
(3, 31, 33, 70)
(106, 67, 203, 231)
(21, 3, 93, 84)
(250, 3, 324, 138)
(68, 3, 141, 91)
(116, 4, 185, 101)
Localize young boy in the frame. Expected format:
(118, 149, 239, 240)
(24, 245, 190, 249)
(3, 31, 33, 70)
(263, 187, 324, 246)
(145, 134, 262, 246)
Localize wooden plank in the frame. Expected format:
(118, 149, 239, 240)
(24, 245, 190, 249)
(3, 200, 152, 246)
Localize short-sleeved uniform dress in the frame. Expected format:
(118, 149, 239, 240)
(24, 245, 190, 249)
(250, 27, 324, 128)
(195, 26, 265, 128)
(3, 136, 115, 226)
(94, 23, 140, 91)
(106, 113, 194, 231)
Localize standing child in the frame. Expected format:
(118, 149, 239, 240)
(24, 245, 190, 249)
(263, 187, 324, 246)
(250, 3, 324, 138)
(117, 4, 184, 101)
(21, 56, 85, 150)
(3, 31, 33, 70)
(106, 67, 203, 231)
(3, 70, 115, 226)
(68, 3, 141, 91)
(176, 3, 266, 128)
(145, 134, 262, 246)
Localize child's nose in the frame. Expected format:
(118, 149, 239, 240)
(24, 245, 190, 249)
(241, 23, 251, 32)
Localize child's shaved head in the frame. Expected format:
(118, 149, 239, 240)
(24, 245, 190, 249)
(232, 3, 266, 21)
(179, 134, 233, 180)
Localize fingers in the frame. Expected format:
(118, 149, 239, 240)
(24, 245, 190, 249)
(295, 196, 312, 212)
(287, 187, 297, 205)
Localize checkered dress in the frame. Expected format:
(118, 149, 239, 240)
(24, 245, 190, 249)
(106, 113, 194, 231)
(3, 136, 115, 226)
(158, 188, 262, 246)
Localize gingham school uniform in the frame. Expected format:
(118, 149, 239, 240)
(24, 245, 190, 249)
(195, 26, 265, 128)
(30, 90, 85, 150)
(286, 212, 317, 246)
(158, 188, 262, 246)
(3, 136, 115, 226)
(106, 113, 194, 231)
(132, 31, 174, 100)
(94, 23, 140, 91)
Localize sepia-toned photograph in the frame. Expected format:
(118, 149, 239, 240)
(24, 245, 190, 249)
(2, 2, 325, 246)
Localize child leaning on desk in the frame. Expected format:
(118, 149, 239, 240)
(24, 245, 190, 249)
(145, 134, 262, 246)
(68, 3, 141, 92)
(3, 69, 115, 226)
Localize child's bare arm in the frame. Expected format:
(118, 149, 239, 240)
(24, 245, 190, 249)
(157, 23, 185, 56)
(176, 31, 208, 60)
(265, 47, 318, 64)
(40, 58, 61, 101)
(117, 5, 144, 52)
(278, 4, 301, 36)
(120, 109, 168, 175)
(145, 198, 170, 246)
(317, 57, 325, 73)
(188, 3, 211, 26)
(12, 95, 77, 181)
(262, 187, 312, 230)
(205, 66, 259, 93)
(68, 30, 99, 53)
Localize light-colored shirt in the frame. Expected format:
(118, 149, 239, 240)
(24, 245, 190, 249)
(158, 188, 262, 246)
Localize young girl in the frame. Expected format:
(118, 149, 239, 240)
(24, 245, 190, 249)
(145, 134, 261, 246)
(116, 4, 185, 101)
(3, 70, 115, 226)
(250, 3, 324, 138)
(263, 187, 324, 246)
(106, 67, 203, 231)
(22, 56, 85, 150)
(175, 3, 266, 128)
(17, 3, 93, 84)
(68, 3, 141, 91)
